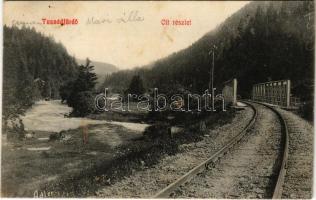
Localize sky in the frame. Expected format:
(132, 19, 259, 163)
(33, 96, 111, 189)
(4, 1, 249, 69)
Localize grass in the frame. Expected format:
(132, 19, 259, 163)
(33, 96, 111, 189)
(88, 102, 149, 123)
(2, 123, 142, 197)
(2, 108, 235, 197)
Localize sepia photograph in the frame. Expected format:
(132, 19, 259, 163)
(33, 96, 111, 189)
(1, 1, 314, 198)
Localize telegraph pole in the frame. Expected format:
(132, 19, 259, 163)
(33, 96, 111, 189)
(209, 45, 217, 111)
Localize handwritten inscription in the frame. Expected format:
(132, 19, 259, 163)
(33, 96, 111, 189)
(86, 10, 144, 25)
(34, 190, 70, 198)
(12, 20, 42, 26)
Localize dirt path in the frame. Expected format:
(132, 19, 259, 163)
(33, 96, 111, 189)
(173, 103, 282, 198)
(95, 106, 254, 198)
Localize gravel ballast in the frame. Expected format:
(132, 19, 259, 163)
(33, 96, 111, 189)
(95, 106, 254, 198)
(172, 102, 282, 198)
(276, 108, 313, 199)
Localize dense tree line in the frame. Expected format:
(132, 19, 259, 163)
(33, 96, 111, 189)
(102, 1, 314, 103)
(3, 25, 78, 124)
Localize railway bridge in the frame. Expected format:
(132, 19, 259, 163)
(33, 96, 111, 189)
(220, 78, 301, 109)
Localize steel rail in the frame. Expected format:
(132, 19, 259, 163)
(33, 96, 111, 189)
(250, 101, 289, 199)
(152, 101, 289, 199)
(152, 102, 258, 198)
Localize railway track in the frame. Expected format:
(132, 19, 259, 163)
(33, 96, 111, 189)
(96, 103, 255, 198)
(255, 102, 289, 199)
(153, 101, 289, 198)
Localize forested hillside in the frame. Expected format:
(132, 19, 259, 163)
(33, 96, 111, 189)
(102, 1, 314, 101)
(3, 26, 78, 120)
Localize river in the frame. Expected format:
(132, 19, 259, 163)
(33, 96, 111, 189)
(21, 100, 149, 133)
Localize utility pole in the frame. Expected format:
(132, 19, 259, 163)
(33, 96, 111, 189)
(209, 44, 217, 110)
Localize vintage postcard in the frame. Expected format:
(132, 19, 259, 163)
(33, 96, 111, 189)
(2, 1, 314, 198)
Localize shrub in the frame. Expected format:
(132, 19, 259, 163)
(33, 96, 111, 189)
(71, 91, 96, 117)
(143, 122, 171, 140)
(299, 101, 314, 122)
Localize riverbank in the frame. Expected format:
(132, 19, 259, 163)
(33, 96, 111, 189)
(2, 122, 146, 197)
(2, 100, 236, 197)
(39, 110, 235, 197)
(2, 100, 149, 197)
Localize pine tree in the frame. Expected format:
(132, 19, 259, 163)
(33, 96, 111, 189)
(126, 75, 145, 96)
(65, 58, 98, 116)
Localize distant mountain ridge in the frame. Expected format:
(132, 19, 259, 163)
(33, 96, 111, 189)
(76, 58, 119, 86)
(76, 58, 119, 75)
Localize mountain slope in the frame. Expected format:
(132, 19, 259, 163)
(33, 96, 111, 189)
(103, 1, 314, 101)
(3, 26, 78, 120)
